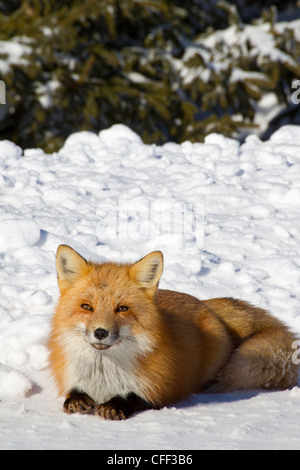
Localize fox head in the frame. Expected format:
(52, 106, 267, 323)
(55, 245, 163, 352)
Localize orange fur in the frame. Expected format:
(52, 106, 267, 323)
(49, 246, 298, 420)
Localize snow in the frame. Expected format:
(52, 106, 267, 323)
(0, 39, 32, 74)
(0, 123, 300, 450)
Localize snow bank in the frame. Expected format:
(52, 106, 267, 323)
(0, 219, 40, 251)
(0, 364, 33, 399)
(0, 124, 300, 449)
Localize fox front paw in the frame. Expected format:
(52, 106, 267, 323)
(63, 390, 95, 415)
(95, 402, 128, 420)
(95, 393, 153, 420)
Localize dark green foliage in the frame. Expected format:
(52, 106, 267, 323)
(0, 0, 299, 151)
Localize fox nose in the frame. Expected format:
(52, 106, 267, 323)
(94, 328, 109, 341)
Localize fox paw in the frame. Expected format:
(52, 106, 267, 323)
(95, 402, 127, 420)
(64, 391, 95, 415)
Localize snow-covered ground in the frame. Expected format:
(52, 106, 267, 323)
(0, 124, 300, 450)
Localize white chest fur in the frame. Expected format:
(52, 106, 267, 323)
(61, 331, 150, 404)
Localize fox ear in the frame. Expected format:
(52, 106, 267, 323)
(56, 245, 89, 293)
(129, 251, 163, 297)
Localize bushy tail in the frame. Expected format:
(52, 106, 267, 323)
(203, 298, 299, 392)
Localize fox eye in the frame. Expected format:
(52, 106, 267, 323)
(81, 303, 93, 312)
(116, 305, 129, 313)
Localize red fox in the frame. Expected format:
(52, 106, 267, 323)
(49, 245, 299, 420)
